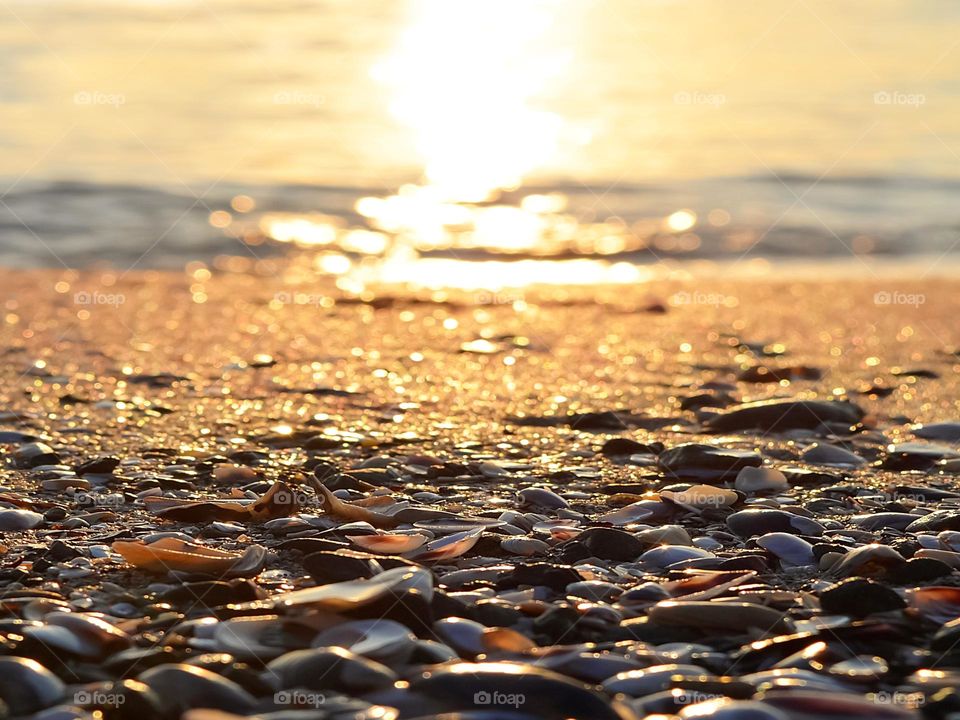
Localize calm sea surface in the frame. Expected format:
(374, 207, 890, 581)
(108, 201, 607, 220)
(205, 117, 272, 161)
(1, 0, 959, 269)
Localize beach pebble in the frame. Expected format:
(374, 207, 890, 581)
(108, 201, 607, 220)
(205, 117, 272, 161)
(659, 443, 762, 481)
(726, 509, 824, 538)
(735, 466, 789, 494)
(801, 443, 866, 467)
(0, 508, 45, 530)
(819, 578, 906, 616)
(0, 657, 65, 715)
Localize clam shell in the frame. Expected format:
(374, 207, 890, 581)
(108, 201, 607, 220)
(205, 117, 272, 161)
(313, 618, 417, 665)
(214, 615, 316, 660)
(409, 527, 483, 562)
(270, 566, 435, 611)
(347, 532, 428, 554)
(597, 502, 655, 526)
(112, 538, 267, 578)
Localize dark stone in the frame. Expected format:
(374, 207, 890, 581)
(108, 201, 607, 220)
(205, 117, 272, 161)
(717, 555, 770, 572)
(268, 647, 397, 693)
(300, 549, 416, 585)
(431, 590, 476, 621)
(344, 589, 433, 637)
(499, 563, 583, 591)
(13, 442, 59, 468)
(75, 680, 164, 720)
(138, 664, 256, 716)
(892, 485, 960, 502)
(575, 527, 645, 561)
(474, 599, 524, 627)
(906, 511, 960, 533)
(886, 557, 954, 584)
(726, 509, 824, 538)
(405, 662, 629, 720)
(620, 617, 706, 644)
(819, 578, 906, 616)
(76, 456, 120, 475)
(599, 438, 661, 456)
(658, 443, 762, 482)
(48, 540, 82, 561)
(159, 579, 262, 608)
(704, 399, 864, 433)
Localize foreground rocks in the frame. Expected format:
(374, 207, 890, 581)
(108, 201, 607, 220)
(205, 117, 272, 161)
(0, 273, 958, 718)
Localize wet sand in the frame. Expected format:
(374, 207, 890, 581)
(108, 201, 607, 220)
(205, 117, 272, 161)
(1, 267, 959, 719)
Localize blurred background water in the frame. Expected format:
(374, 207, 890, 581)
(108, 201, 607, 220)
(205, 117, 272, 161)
(1, 0, 959, 273)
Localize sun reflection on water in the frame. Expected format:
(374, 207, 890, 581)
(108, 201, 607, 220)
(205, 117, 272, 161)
(240, 0, 703, 290)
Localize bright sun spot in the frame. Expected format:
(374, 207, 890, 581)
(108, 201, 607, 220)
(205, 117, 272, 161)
(372, 0, 568, 203)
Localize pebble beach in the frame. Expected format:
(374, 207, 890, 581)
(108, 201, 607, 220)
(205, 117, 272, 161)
(0, 268, 959, 719)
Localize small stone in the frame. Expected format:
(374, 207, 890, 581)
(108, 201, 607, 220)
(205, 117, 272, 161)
(0, 508, 44, 530)
(735, 466, 789, 494)
(820, 578, 906, 616)
(575, 527, 645, 561)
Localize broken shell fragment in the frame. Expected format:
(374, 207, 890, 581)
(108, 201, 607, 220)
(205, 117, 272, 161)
(112, 537, 267, 578)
